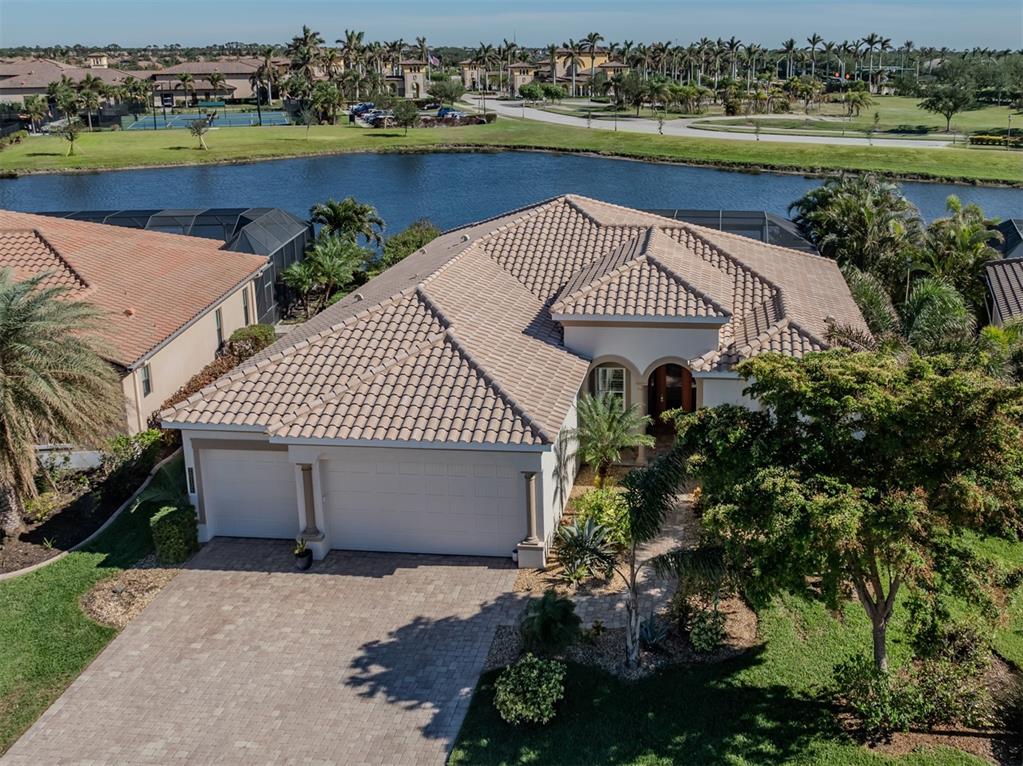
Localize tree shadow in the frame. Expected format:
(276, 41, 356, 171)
(453, 648, 843, 765)
(345, 590, 525, 746)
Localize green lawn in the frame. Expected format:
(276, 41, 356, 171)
(451, 532, 1023, 766)
(0, 454, 184, 754)
(2, 116, 1019, 184)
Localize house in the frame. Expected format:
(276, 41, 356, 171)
(149, 59, 262, 105)
(983, 220, 1023, 325)
(162, 196, 866, 567)
(0, 210, 268, 433)
(0, 58, 147, 105)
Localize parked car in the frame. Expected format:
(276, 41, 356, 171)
(350, 103, 375, 115)
(437, 107, 466, 119)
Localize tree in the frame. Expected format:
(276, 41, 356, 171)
(570, 393, 654, 488)
(392, 99, 419, 135)
(23, 95, 48, 132)
(207, 71, 226, 100)
(976, 319, 1023, 382)
(790, 174, 923, 296)
(919, 83, 976, 132)
(518, 82, 543, 102)
(584, 32, 604, 96)
(311, 80, 345, 124)
(427, 79, 464, 105)
(58, 118, 82, 156)
(678, 351, 1023, 672)
(176, 72, 195, 106)
(287, 25, 324, 82)
(561, 39, 585, 96)
(381, 219, 440, 269)
(248, 70, 264, 125)
(281, 261, 315, 317)
(619, 71, 648, 115)
(916, 195, 1002, 316)
(310, 197, 384, 246)
(189, 117, 210, 150)
(0, 270, 124, 536)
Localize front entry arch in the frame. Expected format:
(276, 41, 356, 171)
(647, 363, 694, 433)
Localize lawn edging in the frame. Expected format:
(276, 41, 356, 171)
(0, 449, 182, 583)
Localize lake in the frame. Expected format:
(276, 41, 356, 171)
(1, 151, 1018, 234)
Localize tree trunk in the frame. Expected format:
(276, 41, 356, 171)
(625, 588, 641, 667)
(1, 484, 25, 538)
(872, 622, 888, 673)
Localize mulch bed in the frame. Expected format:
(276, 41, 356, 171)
(79, 553, 180, 629)
(0, 487, 106, 574)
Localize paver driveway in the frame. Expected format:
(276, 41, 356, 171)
(3, 539, 521, 766)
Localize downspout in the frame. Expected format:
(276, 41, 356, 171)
(130, 367, 145, 434)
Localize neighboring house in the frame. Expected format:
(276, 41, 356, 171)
(149, 59, 262, 104)
(39, 207, 312, 324)
(163, 196, 865, 567)
(983, 220, 1023, 326)
(0, 210, 267, 433)
(0, 58, 147, 105)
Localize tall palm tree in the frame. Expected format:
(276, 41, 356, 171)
(23, 95, 49, 132)
(545, 42, 560, 86)
(0, 270, 124, 536)
(561, 39, 585, 96)
(806, 33, 824, 77)
(570, 393, 654, 488)
(176, 72, 195, 106)
(338, 29, 365, 74)
(287, 24, 324, 81)
(722, 36, 742, 79)
(309, 197, 384, 246)
(473, 42, 496, 91)
(583, 32, 604, 96)
(207, 70, 226, 100)
(780, 38, 798, 79)
(501, 39, 518, 95)
(248, 69, 264, 125)
(259, 45, 279, 102)
(416, 36, 430, 75)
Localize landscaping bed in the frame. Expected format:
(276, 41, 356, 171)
(78, 553, 179, 630)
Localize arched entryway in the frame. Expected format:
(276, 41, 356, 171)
(647, 363, 695, 434)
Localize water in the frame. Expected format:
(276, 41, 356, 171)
(1, 151, 1018, 234)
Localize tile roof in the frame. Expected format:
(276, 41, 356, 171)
(0, 210, 266, 368)
(164, 195, 865, 446)
(986, 258, 1023, 323)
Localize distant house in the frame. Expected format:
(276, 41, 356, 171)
(162, 196, 866, 567)
(983, 220, 1023, 326)
(149, 59, 262, 105)
(0, 210, 268, 433)
(0, 58, 147, 105)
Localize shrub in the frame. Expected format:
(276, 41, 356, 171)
(103, 429, 164, 504)
(149, 504, 199, 564)
(23, 491, 60, 523)
(833, 656, 925, 736)
(227, 323, 276, 357)
(640, 615, 668, 649)
(520, 591, 581, 655)
(689, 604, 727, 653)
(482, 112, 497, 123)
(555, 518, 614, 578)
(914, 658, 991, 728)
(493, 654, 567, 726)
(573, 488, 630, 547)
(382, 219, 440, 268)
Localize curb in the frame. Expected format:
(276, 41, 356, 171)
(0, 448, 182, 583)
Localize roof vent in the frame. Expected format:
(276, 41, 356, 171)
(353, 293, 363, 302)
(123, 307, 136, 317)
(460, 234, 470, 242)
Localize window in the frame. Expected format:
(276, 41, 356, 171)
(186, 466, 196, 494)
(594, 366, 626, 407)
(215, 307, 224, 346)
(141, 364, 152, 397)
(242, 288, 250, 325)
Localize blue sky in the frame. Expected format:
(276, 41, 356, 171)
(2, 0, 1020, 49)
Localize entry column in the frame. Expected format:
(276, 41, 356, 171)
(294, 462, 328, 559)
(516, 471, 545, 568)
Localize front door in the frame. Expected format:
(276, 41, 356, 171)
(647, 364, 694, 433)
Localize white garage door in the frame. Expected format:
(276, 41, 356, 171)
(323, 450, 524, 556)
(200, 449, 297, 539)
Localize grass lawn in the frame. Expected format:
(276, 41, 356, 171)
(0, 453, 183, 754)
(2, 116, 1020, 185)
(451, 532, 1023, 766)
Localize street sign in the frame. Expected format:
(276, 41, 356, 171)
(161, 94, 174, 108)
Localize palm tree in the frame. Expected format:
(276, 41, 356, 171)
(23, 95, 48, 132)
(806, 33, 824, 77)
(416, 36, 430, 75)
(570, 393, 654, 488)
(259, 46, 279, 102)
(583, 32, 604, 96)
(281, 260, 316, 317)
(976, 319, 1023, 382)
(77, 72, 105, 130)
(0, 270, 124, 536)
(287, 24, 324, 81)
(176, 72, 195, 106)
(306, 234, 365, 312)
(207, 70, 226, 100)
(310, 197, 384, 246)
(473, 42, 496, 91)
(338, 29, 365, 74)
(561, 39, 585, 96)
(545, 42, 560, 86)
(248, 69, 264, 125)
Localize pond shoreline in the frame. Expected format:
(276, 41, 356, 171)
(3, 143, 1019, 188)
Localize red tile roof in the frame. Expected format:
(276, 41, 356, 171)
(0, 211, 266, 368)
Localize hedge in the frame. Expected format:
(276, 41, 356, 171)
(969, 134, 1023, 148)
(150, 504, 199, 564)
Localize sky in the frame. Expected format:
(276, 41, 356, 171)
(1, 0, 1021, 50)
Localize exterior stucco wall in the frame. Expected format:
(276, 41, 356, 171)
(123, 280, 255, 433)
(697, 376, 760, 410)
(539, 402, 579, 550)
(562, 323, 720, 378)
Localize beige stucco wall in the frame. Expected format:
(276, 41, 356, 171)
(123, 280, 255, 433)
(697, 376, 760, 410)
(562, 322, 722, 379)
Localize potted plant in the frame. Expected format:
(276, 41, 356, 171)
(293, 537, 312, 571)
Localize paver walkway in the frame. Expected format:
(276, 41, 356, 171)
(3, 540, 521, 766)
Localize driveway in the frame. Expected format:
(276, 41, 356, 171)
(3, 540, 521, 765)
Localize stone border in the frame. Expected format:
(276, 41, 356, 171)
(0, 448, 182, 583)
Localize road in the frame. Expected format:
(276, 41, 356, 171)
(463, 96, 954, 149)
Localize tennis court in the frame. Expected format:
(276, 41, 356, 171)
(124, 111, 290, 130)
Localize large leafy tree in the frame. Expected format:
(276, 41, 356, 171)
(918, 83, 976, 132)
(789, 175, 923, 296)
(310, 197, 385, 247)
(0, 271, 124, 536)
(570, 393, 654, 488)
(676, 351, 1023, 672)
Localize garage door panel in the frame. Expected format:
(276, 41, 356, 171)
(324, 450, 527, 557)
(201, 449, 297, 540)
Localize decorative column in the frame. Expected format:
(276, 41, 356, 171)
(295, 462, 327, 559)
(516, 470, 545, 569)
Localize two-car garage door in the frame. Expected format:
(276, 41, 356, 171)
(322, 450, 524, 557)
(198, 447, 526, 557)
